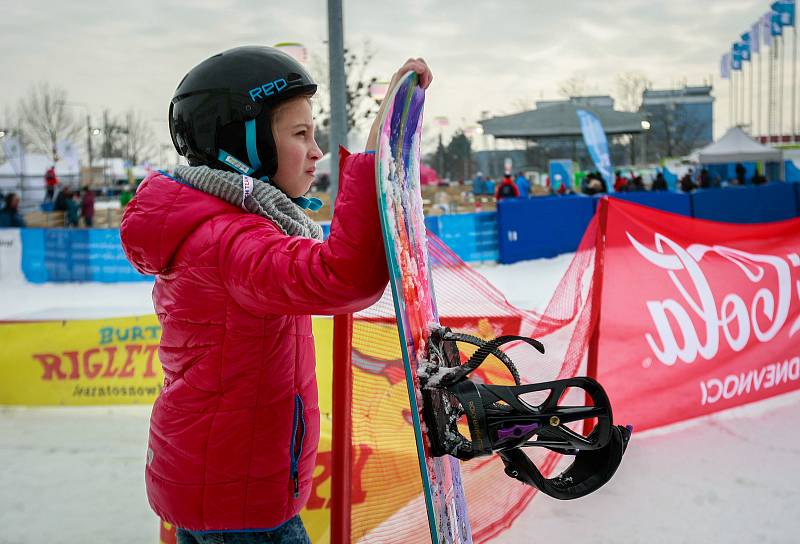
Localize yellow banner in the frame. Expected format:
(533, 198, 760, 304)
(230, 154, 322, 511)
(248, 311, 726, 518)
(1, 315, 335, 543)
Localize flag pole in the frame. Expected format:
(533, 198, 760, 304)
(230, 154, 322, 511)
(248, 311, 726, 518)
(793, 25, 797, 141)
(758, 46, 763, 138)
(780, 35, 786, 142)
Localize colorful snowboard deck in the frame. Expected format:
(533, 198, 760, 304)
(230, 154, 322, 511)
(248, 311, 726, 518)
(375, 71, 473, 544)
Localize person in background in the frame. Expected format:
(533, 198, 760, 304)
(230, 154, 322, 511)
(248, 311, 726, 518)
(751, 167, 768, 185)
(44, 166, 58, 202)
(735, 163, 747, 185)
(651, 172, 668, 191)
(495, 173, 520, 201)
(613, 170, 628, 192)
(119, 186, 134, 208)
(0, 193, 26, 227)
(472, 171, 486, 195)
(628, 175, 645, 191)
(54, 186, 71, 211)
(699, 167, 712, 189)
(514, 171, 530, 197)
(679, 172, 697, 192)
(81, 186, 95, 227)
(66, 190, 81, 227)
(581, 172, 607, 195)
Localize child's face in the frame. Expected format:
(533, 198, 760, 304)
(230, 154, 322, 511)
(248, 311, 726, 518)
(272, 98, 323, 198)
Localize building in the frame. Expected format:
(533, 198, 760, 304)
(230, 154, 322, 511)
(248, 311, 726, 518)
(640, 86, 713, 162)
(479, 96, 647, 170)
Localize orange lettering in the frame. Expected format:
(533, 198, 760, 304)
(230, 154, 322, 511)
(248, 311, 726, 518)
(118, 345, 141, 378)
(82, 348, 103, 379)
(101, 346, 120, 377)
(142, 344, 159, 378)
(64, 351, 80, 379)
(33, 354, 65, 380)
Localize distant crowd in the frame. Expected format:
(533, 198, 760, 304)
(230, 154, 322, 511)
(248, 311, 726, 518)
(471, 161, 771, 203)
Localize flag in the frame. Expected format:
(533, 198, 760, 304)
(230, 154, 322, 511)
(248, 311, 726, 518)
(1, 136, 23, 174)
(720, 52, 731, 79)
(763, 12, 774, 46)
(731, 43, 743, 70)
(740, 33, 752, 61)
(575, 109, 614, 193)
(751, 21, 761, 54)
(771, 0, 795, 26)
(772, 12, 784, 36)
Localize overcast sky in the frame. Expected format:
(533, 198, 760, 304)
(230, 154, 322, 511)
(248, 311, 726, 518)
(0, 0, 773, 156)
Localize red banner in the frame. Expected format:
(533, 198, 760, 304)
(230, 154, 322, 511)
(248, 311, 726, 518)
(595, 198, 800, 431)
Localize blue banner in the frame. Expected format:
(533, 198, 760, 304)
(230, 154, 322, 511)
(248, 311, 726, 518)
(732, 43, 743, 70)
(576, 109, 614, 193)
(772, 12, 784, 36)
(740, 34, 752, 61)
(548, 159, 573, 193)
(772, 0, 796, 26)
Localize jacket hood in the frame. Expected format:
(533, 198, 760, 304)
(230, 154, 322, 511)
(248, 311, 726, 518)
(120, 171, 236, 275)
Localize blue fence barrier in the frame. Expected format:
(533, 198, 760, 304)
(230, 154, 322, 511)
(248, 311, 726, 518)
(20, 229, 150, 283)
(425, 212, 498, 262)
(9, 182, 800, 280)
(690, 182, 798, 224)
(606, 191, 693, 217)
(497, 195, 595, 264)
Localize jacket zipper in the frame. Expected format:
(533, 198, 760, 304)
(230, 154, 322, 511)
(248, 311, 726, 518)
(290, 394, 306, 499)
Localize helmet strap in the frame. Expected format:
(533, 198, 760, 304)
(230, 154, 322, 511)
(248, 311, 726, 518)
(244, 119, 262, 172)
(217, 149, 255, 176)
(292, 195, 324, 211)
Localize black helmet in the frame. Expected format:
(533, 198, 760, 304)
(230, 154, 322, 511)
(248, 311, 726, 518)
(169, 45, 317, 180)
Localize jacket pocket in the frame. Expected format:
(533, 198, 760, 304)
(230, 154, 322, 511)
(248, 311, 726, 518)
(289, 394, 306, 499)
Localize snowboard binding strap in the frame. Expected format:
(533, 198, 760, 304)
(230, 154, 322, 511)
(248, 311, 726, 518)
(420, 327, 632, 500)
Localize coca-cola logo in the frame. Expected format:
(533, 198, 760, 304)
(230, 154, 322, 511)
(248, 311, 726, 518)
(626, 231, 800, 366)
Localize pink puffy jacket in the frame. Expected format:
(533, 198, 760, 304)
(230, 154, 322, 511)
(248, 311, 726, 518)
(120, 152, 387, 531)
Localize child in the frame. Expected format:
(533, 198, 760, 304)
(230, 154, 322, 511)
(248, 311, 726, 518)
(120, 46, 432, 544)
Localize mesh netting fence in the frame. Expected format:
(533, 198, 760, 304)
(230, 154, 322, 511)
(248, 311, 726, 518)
(347, 221, 600, 543)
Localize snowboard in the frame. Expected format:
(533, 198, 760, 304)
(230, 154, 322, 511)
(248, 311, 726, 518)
(375, 71, 473, 544)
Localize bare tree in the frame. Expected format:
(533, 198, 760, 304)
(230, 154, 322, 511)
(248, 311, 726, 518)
(309, 40, 382, 152)
(123, 110, 156, 165)
(615, 72, 652, 112)
(510, 97, 535, 113)
(558, 76, 591, 98)
(18, 82, 81, 162)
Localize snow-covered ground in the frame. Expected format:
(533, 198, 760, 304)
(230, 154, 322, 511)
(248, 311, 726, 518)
(2, 255, 800, 544)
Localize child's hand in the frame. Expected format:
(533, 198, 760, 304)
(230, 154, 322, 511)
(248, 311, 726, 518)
(366, 58, 433, 151)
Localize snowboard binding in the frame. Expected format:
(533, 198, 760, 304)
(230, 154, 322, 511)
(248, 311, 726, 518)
(419, 327, 632, 500)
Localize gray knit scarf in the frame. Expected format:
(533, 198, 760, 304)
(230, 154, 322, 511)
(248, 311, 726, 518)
(174, 165, 323, 241)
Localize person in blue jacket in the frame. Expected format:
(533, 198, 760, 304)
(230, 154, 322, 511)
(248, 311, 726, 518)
(0, 193, 26, 227)
(514, 171, 530, 197)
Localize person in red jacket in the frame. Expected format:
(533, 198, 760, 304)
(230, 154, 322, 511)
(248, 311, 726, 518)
(495, 173, 520, 201)
(44, 166, 58, 203)
(120, 46, 432, 544)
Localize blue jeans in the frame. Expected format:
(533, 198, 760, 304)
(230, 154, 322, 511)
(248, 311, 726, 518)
(176, 516, 311, 544)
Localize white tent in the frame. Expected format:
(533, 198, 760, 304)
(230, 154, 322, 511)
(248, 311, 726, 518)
(697, 127, 783, 163)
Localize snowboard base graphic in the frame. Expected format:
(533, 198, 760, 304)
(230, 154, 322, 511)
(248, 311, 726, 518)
(375, 71, 473, 544)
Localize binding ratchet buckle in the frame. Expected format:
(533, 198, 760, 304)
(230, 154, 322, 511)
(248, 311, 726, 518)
(419, 327, 632, 500)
